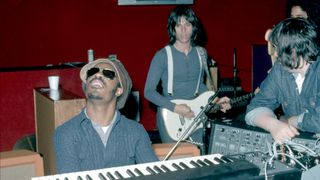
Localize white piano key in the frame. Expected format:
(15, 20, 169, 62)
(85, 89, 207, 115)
(32, 153, 224, 180)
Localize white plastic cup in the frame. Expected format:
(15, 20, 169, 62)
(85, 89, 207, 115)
(48, 76, 59, 90)
(49, 89, 60, 100)
(88, 49, 94, 63)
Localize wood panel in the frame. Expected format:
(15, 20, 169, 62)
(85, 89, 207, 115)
(0, 150, 44, 180)
(152, 142, 200, 160)
(34, 88, 85, 175)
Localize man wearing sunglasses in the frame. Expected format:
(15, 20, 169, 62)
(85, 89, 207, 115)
(54, 58, 158, 174)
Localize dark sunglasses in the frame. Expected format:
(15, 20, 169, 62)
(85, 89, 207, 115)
(86, 67, 116, 80)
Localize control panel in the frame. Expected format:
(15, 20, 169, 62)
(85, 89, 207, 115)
(208, 121, 320, 156)
(207, 121, 320, 179)
(229, 151, 302, 179)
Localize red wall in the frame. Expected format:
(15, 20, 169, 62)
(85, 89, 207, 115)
(0, 0, 286, 151)
(0, 68, 84, 151)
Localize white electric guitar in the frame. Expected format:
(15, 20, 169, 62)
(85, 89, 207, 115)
(160, 91, 254, 141)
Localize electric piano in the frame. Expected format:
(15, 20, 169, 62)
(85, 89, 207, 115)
(32, 154, 260, 180)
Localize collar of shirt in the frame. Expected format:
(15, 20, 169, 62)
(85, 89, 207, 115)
(84, 108, 118, 129)
(292, 73, 305, 94)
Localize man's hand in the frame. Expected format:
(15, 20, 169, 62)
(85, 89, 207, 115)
(253, 113, 300, 144)
(269, 120, 300, 144)
(174, 104, 195, 119)
(213, 96, 231, 113)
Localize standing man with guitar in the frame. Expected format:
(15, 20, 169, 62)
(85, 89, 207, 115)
(144, 5, 231, 144)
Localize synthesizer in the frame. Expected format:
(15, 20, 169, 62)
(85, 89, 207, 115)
(228, 151, 302, 179)
(208, 120, 320, 156)
(208, 120, 320, 179)
(32, 154, 260, 180)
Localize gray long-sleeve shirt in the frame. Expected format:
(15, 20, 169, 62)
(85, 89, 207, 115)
(144, 45, 208, 112)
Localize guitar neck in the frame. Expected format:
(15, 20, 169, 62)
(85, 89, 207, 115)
(211, 92, 254, 111)
(230, 93, 254, 106)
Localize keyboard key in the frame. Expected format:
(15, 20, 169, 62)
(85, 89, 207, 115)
(114, 171, 124, 179)
(106, 172, 116, 180)
(98, 173, 107, 180)
(134, 168, 144, 176)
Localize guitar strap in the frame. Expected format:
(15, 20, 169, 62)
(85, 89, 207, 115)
(165, 45, 211, 97)
(196, 46, 214, 91)
(165, 46, 174, 96)
(194, 47, 203, 96)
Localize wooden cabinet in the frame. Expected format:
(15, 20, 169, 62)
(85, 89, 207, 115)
(33, 88, 85, 175)
(0, 150, 44, 180)
(152, 142, 200, 160)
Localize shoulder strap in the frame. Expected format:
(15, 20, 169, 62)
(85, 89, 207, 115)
(166, 46, 210, 97)
(194, 47, 204, 96)
(196, 46, 214, 91)
(165, 45, 173, 96)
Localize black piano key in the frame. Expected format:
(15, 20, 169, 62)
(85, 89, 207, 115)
(106, 172, 116, 180)
(134, 168, 144, 176)
(98, 173, 107, 180)
(214, 157, 225, 163)
(64, 178, 69, 180)
(153, 165, 164, 173)
(179, 162, 190, 169)
(190, 160, 201, 167)
(172, 163, 183, 170)
(146, 167, 157, 175)
(114, 171, 124, 179)
(85, 175, 93, 180)
(220, 156, 233, 163)
(197, 159, 209, 166)
(203, 158, 215, 166)
(126, 169, 136, 177)
(160, 165, 171, 172)
(77, 176, 83, 180)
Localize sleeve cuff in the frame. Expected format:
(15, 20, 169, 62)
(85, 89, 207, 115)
(245, 107, 276, 126)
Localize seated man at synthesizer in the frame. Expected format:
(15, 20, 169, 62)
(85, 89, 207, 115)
(54, 58, 158, 174)
(245, 18, 320, 143)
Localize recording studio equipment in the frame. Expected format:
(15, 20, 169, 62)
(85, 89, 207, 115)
(208, 120, 320, 178)
(228, 151, 302, 179)
(32, 154, 260, 180)
(208, 121, 320, 155)
(218, 78, 242, 93)
(217, 49, 242, 98)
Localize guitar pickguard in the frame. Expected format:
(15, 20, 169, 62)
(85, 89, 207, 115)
(160, 91, 215, 141)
